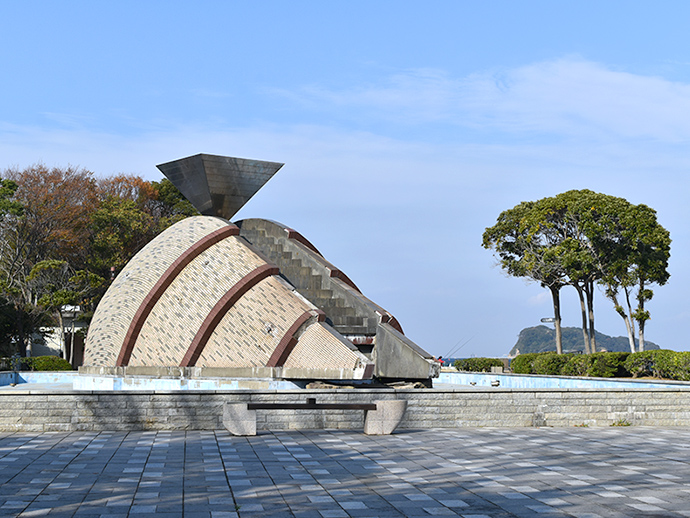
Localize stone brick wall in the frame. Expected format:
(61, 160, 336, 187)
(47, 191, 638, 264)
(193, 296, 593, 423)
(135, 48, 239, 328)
(83, 215, 371, 376)
(85, 216, 230, 366)
(131, 233, 266, 366)
(2, 388, 690, 432)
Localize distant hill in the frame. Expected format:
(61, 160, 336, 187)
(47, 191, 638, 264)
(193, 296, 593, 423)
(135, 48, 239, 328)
(509, 325, 660, 356)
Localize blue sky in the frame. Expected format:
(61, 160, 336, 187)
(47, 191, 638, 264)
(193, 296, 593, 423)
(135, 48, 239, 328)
(2, 1, 690, 357)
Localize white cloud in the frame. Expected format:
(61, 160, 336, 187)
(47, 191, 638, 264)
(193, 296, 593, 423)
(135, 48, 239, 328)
(528, 291, 551, 307)
(275, 57, 690, 142)
(271, 68, 460, 124)
(2, 56, 690, 356)
(462, 58, 690, 141)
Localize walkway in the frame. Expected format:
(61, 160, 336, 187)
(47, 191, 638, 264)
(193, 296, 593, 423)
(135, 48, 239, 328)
(1, 427, 689, 517)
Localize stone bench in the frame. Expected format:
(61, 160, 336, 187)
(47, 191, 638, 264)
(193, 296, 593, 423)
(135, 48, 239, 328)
(223, 398, 407, 435)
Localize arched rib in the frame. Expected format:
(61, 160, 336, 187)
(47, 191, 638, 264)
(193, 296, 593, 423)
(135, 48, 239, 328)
(180, 264, 280, 367)
(116, 225, 239, 366)
(267, 309, 326, 367)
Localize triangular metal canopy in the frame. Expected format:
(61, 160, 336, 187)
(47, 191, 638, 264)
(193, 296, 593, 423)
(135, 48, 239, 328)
(156, 154, 284, 221)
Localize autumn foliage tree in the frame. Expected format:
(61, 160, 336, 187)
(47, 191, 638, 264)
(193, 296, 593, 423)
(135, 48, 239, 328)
(0, 165, 98, 355)
(88, 176, 198, 277)
(2, 165, 99, 275)
(0, 164, 198, 357)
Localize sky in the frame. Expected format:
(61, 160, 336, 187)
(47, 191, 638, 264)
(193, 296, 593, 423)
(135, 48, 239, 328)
(2, 1, 690, 358)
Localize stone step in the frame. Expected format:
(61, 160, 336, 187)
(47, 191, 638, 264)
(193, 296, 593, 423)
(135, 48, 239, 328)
(328, 315, 365, 326)
(281, 266, 315, 283)
(240, 223, 378, 335)
(307, 298, 358, 315)
(309, 296, 348, 308)
(332, 324, 372, 336)
(302, 289, 335, 301)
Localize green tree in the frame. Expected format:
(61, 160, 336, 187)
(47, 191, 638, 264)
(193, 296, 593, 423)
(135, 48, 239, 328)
(529, 192, 598, 354)
(0, 179, 23, 218)
(88, 197, 156, 278)
(0, 166, 98, 354)
(27, 260, 104, 363)
(149, 178, 199, 228)
(594, 202, 670, 352)
(484, 190, 670, 354)
(0, 179, 21, 353)
(482, 201, 568, 354)
(0, 296, 17, 356)
(0, 176, 31, 354)
(89, 176, 198, 278)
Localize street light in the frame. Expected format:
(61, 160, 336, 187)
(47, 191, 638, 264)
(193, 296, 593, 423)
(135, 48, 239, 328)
(60, 305, 83, 366)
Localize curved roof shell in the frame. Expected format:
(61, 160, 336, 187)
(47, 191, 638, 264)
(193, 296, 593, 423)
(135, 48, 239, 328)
(84, 216, 369, 377)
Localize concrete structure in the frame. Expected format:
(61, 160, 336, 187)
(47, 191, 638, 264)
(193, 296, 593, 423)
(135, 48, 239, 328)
(437, 370, 690, 389)
(83, 154, 438, 382)
(236, 218, 436, 380)
(83, 216, 373, 379)
(222, 399, 407, 436)
(2, 386, 690, 431)
(362, 399, 407, 434)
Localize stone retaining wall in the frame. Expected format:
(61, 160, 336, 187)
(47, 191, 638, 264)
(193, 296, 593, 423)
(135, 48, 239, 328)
(1, 388, 690, 432)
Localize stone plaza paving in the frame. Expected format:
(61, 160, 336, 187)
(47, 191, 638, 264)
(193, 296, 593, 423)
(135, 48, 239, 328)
(1, 427, 690, 518)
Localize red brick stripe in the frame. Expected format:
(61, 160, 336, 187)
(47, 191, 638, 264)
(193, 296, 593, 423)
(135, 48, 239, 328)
(267, 309, 326, 367)
(116, 225, 240, 366)
(285, 228, 323, 256)
(329, 269, 361, 293)
(285, 227, 361, 293)
(180, 264, 280, 367)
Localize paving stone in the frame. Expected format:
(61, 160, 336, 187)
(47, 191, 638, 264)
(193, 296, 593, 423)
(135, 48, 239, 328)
(1, 428, 690, 516)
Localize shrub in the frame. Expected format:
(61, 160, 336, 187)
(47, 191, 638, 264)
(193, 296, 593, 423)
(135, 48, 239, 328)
(624, 350, 657, 378)
(625, 350, 690, 381)
(514, 351, 631, 378)
(0, 357, 16, 371)
(607, 352, 632, 377)
(562, 354, 590, 377)
(513, 350, 690, 379)
(653, 350, 690, 381)
(510, 353, 541, 374)
(21, 356, 73, 371)
(585, 352, 630, 378)
(454, 357, 504, 372)
(624, 350, 673, 378)
(531, 353, 571, 375)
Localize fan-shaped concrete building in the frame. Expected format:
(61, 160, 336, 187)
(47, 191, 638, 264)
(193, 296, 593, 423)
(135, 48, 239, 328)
(83, 154, 438, 381)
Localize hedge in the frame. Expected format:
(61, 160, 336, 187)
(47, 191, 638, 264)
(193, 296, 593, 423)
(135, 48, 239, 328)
(510, 353, 540, 374)
(509, 350, 690, 380)
(532, 353, 571, 375)
(454, 357, 504, 372)
(624, 350, 690, 381)
(23, 356, 73, 371)
(1, 356, 73, 371)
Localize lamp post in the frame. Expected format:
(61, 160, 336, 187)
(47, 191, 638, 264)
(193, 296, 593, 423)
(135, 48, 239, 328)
(59, 305, 83, 367)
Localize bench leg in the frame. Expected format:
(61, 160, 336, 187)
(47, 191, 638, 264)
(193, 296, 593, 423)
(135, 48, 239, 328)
(364, 400, 407, 435)
(223, 403, 256, 436)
